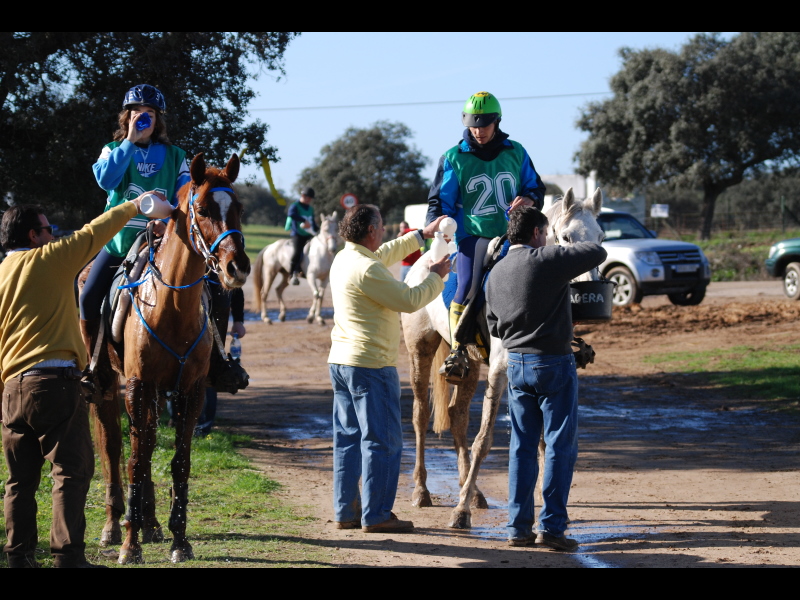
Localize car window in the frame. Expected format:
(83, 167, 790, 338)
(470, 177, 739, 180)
(598, 214, 653, 240)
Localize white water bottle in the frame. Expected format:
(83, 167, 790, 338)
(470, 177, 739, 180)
(229, 333, 242, 362)
(430, 232, 450, 282)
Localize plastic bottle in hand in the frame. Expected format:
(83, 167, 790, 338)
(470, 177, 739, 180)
(229, 333, 242, 362)
(430, 232, 450, 282)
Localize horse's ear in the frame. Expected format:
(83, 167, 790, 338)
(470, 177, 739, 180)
(222, 153, 240, 183)
(563, 187, 575, 210)
(590, 187, 603, 215)
(191, 153, 206, 186)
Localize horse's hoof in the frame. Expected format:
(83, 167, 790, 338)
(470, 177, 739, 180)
(100, 522, 122, 547)
(317, 319, 326, 326)
(262, 316, 272, 324)
(448, 510, 472, 529)
(142, 525, 164, 544)
(471, 491, 489, 510)
(171, 546, 194, 563)
(306, 316, 314, 324)
(411, 489, 433, 508)
(279, 314, 286, 322)
(118, 547, 144, 565)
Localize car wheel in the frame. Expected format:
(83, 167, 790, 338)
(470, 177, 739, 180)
(668, 285, 707, 306)
(606, 266, 642, 307)
(784, 262, 800, 300)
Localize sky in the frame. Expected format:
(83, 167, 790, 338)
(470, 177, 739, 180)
(238, 32, 707, 199)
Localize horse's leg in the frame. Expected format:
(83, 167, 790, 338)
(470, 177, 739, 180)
(167, 380, 204, 563)
(447, 359, 487, 509)
(312, 277, 328, 325)
(449, 352, 507, 529)
(305, 274, 318, 324)
(408, 334, 440, 508)
(260, 270, 276, 324)
(91, 382, 125, 547)
(275, 274, 289, 322)
(119, 377, 160, 564)
(140, 384, 165, 544)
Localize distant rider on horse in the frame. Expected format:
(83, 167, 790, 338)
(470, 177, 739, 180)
(425, 91, 547, 382)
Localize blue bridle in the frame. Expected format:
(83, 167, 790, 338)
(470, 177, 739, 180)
(189, 186, 245, 262)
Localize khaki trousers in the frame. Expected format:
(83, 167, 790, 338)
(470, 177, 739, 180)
(2, 370, 94, 566)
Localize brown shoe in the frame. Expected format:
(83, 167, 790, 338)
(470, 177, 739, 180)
(362, 512, 414, 533)
(535, 532, 578, 551)
(507, 534, 537, 547)
(334, 519, 360, 529)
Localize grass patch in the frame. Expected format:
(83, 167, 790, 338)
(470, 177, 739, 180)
(692, 228, 800, 282)
(644, 344, 800, 409)
(242, 224, 289, 264)
(0, 413, 332, 568)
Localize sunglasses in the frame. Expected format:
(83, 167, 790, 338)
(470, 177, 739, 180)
(35, 225, 53, 235)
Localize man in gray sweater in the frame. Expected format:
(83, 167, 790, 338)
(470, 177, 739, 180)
(486, 206, 606, 551)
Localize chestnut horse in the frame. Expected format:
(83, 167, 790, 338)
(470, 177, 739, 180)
(80, 153, 249, 564)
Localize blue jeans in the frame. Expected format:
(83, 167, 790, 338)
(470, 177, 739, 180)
(329, 364, 402, 526)
(506, 352, 578, 539)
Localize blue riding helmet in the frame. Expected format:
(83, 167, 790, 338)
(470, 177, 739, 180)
(123, 84, 166, 113)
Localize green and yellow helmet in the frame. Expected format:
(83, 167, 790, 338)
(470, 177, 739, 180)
(462, 91, 502, 127)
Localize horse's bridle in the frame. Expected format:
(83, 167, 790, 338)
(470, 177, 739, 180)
(189, 185, 245, 273)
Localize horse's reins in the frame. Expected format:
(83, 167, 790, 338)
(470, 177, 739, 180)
(122, 184, 246, 396)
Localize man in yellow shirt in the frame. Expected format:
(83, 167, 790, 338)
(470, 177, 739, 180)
(0, 193, 152, 568)
(328, 205, 450, 533)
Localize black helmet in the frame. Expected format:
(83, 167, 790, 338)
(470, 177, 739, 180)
(123, 84, 166, 113)
(300, 187, 315, 198)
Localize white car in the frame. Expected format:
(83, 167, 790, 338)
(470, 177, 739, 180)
(597, 210, 711, 306)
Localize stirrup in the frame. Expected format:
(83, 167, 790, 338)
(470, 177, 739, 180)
(438, 348, 470, 384)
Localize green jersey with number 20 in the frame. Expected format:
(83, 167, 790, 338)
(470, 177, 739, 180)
(443, 140, 526, 239)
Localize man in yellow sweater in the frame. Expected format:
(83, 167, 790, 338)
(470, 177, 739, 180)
(0, 194, 152, 568)
(328, 204, 450, 533)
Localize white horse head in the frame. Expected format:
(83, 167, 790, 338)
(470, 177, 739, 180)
(318, 212, 340, 255)
(544, 187, 604, 247)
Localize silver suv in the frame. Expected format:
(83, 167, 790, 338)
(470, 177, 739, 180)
(597, 210, 711, 306)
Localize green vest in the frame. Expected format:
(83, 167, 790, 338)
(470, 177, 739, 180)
(102, 141, 187, 257)
(444, 141, 526, 239)
(285, 202, 315, 237)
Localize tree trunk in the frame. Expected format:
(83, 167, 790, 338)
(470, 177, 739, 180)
(700, 187, 721, 241)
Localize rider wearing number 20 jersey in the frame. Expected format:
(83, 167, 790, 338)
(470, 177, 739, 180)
(425, 91, 546, 382)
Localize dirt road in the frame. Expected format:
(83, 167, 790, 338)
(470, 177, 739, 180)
(219, 274, 800, 567)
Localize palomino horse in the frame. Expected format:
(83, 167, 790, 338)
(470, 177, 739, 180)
(80, 153, 249, 563)
(252, 212, 339, 325)
(401, 187, 603, 529)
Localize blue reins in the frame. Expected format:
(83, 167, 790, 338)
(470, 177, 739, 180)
(121, 184, 245, 395)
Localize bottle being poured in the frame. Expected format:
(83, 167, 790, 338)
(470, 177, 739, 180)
(430, 217, 458, 282)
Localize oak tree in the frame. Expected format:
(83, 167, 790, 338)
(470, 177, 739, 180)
(576, 32, 800, 239)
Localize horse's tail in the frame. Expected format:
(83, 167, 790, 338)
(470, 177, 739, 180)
(431, 339, 452, 434)
(252, 247, 265, 313)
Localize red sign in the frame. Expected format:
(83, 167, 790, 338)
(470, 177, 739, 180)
(340, 193, 359, 210)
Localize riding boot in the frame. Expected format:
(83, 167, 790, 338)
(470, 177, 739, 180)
(439, 302, 470, 383)
(80, 317, 103, 404)
(80, 318, 101, 363)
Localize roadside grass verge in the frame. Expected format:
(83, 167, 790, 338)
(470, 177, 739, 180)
(0, 414, 331, 568)
(644, 344, 800, 411)
(242, 224, 289, 264)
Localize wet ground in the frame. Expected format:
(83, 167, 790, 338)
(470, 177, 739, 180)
(218, 277, 800, 567)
